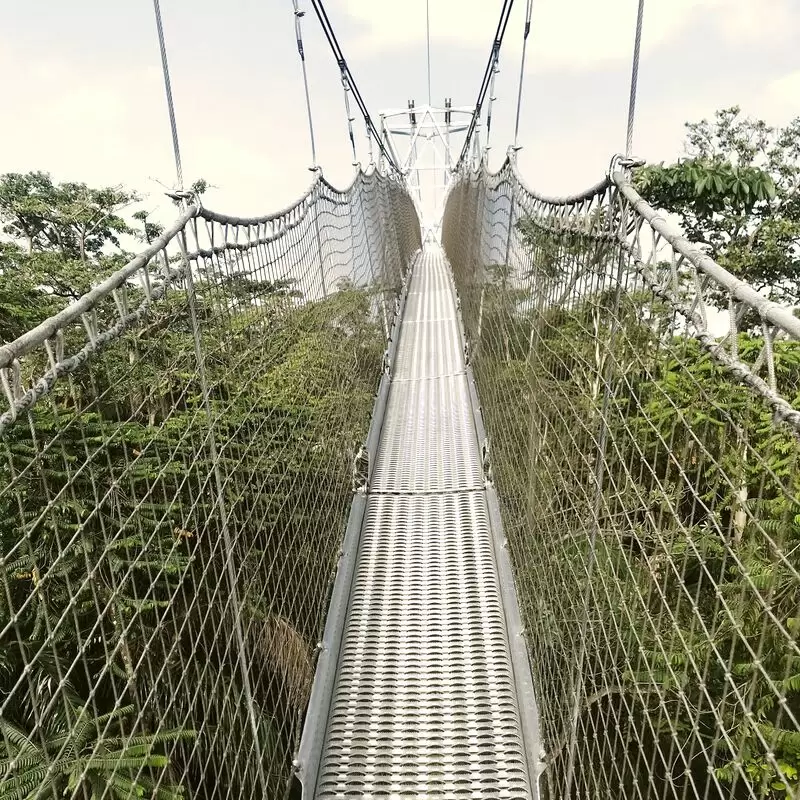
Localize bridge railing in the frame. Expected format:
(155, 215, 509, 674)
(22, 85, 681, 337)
(444, 157, 800, 800)
(0, 170, 420, 800)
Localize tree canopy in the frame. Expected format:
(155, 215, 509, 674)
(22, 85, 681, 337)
(635, 106, 800, 305)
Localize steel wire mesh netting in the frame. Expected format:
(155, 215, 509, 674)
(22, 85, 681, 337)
(0, 170, 420, 800)
(443, 158, 800, 800)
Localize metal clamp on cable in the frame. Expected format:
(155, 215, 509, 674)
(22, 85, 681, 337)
(607, 153, 646, 179)
(164, 189, 202, 210)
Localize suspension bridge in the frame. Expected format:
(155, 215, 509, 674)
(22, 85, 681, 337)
(3, 2, 800, 800)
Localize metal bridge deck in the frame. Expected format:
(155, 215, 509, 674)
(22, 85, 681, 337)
(303, 246, 536, 799)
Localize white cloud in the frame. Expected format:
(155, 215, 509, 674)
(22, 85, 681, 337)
(0, 36, 358, 223)
(765, 71, 800, 118)
(343, 0, 798, 71)
(2, 0, 797, 232)
(715, 0, 797, 44)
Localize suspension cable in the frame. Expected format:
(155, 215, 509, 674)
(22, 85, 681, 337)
(291, 0, 319, 168)
(456, 0, 515, 168)
(625, 0, 645, 158)
(426, 0, 432, 106)
(512, 0, 533, 151)
(307, 0, 401, 173)
(152, 0, 184, 190)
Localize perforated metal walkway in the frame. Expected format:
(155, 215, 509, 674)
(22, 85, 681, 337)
(298, 246, 538, 799)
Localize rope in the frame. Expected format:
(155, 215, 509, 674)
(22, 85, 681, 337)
(426, 0, 432, 106)
(292, 0, 319, 167)
(512, 0, 533, 150)
(625, 0, 645, 158)
(152, 0, 184, 190)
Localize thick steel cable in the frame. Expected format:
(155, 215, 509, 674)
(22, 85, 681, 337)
(292, 0, 319, 167)
(512, 0, 533, 150)
(456, 0, 515, 168)
(152, 0, 184, 189)
(625, 0, 645, 157)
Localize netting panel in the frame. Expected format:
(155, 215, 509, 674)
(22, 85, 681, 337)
(0, 170, 420, 800)
(443, 158, 800, 800)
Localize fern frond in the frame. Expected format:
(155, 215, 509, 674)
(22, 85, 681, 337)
(0, 721, 39, 757)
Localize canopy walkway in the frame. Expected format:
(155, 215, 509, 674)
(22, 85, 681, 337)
(297, 245, 538, 798)
(4, 2, 800, 800)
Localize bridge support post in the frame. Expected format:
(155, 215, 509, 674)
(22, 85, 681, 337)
(177, 225, 269, 796)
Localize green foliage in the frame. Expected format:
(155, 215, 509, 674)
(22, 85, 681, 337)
(0, 172, 391, 800)
(634, 107, 800, 305)
(0, 171, 139, 302)
(466, 218, 800, 798)
(0, 705, 194, 800)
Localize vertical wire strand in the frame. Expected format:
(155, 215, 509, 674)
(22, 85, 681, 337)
(512, 0, 533, 150)
(366, 122, 375, 165)
(340, 67, 358, 163)
(292, 0, 319, 167)
(483, 49, 500, 160)
(152, 0, 184, 189)
(625, 0, 645, 158)
(426, 0, 432, 106)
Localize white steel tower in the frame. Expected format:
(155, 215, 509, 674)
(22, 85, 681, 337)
(379, 100, 477, 243)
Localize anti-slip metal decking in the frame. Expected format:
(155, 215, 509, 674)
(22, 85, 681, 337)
(297, 247, 538, 799)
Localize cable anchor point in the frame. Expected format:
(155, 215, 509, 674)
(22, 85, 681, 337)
(608, 153, 646, 178)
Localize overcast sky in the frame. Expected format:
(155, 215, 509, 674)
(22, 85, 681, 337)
(2, 0, 800, 224)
